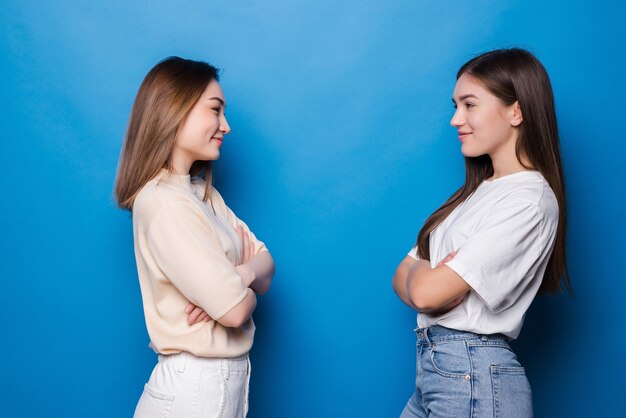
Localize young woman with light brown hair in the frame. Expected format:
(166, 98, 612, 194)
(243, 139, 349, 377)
(393, 48, 571, 417)
(115, 56, 274, 418)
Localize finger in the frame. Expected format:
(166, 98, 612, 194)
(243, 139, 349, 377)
(187, 306, 204, 325)
(235, 225, 243, 246)
(236, 225, 249, 263)
(244, 231, 252, 262)
(440, 251, 457, 265)
(437, 255, 452, 267)
(185, 302, 194, 314)
(240, 229, 247, 261)
(195, 312, 209, 324)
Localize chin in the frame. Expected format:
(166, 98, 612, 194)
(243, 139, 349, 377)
(460, 144, 487, 158)
(201, 150, 220, 161)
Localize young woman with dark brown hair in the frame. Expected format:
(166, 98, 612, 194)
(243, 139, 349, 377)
(393, 48, 571, 417)
(115, 56, 275, 417)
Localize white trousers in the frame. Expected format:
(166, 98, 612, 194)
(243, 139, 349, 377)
(134, 352, 250, 418)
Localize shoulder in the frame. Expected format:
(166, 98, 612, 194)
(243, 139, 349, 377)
(192, 179, 231, 212)
(133, 179, 194, 225)
(493, 172, 558, 224)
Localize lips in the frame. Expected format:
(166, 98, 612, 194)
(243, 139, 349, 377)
(212, 137, 223, 146)
(458, 132, 471, 141)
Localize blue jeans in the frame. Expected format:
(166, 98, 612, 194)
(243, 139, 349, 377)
(400, 325, 533, 418)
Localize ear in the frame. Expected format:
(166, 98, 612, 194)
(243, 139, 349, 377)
(511, 101, 523, 127)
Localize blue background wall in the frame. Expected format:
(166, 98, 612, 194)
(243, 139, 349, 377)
(1, 1, 624, 416)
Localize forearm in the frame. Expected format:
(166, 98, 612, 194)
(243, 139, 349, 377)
(406, 260, 470, 312)
(217, 289, 257, 328)
(245, 251, 275, 295)
(405, 260, 437, 312)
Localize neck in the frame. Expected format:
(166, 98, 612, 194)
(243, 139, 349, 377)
(488, 135, 533, 180)
(170, 150, 193, 175)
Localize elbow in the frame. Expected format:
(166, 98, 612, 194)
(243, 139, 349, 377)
(391, 274, 402, 297)
(407, 285, 438, 313)
(410, 295, 436, 313)
(255, 278, 272, 295)
(255, 260, 275, 295)
(255, 253, 275, 296)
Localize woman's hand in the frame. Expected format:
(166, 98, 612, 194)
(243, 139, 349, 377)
(429, 250, 465, 316)
(437, 250, 458, 268)
(236, 225, 254, 265)
(235, 225, 257, 288)
(185, 302, 212, 325)
(183, 226, 261, 325)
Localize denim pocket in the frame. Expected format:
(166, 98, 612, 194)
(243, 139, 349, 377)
(134, 383, 175, 418)
(428, 341, 471, 379)
(490, 365, 533, 418)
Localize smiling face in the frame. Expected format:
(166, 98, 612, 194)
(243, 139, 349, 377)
(450, 74, 521, 159)
(171, 79, 230, 173)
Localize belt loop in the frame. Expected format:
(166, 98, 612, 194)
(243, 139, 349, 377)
(175, 352, 187, 373)
(424, 327, 433, 347)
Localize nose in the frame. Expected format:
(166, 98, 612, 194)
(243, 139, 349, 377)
(220, 114, 231, 135)
(450, 109, 464, 128)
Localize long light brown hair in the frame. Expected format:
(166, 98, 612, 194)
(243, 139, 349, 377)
(114, 56, 220, 210)
(416, 48, 571, 295)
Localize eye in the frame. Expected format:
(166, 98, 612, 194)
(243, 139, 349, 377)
(211, 107, 221, 114)
(465, 102, 475, 110)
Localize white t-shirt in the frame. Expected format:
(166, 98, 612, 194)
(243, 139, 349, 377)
(408, 170, 558, 339)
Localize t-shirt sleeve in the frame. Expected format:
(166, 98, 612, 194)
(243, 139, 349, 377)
(146, 202, 248, 320)
(210, 188, 268, 255)
(445, 199, 544, 312)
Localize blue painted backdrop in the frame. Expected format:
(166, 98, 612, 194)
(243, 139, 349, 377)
(1, 1, 624, 417)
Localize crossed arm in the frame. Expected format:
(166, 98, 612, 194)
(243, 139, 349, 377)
(186, 225, 275, 327)
(392, 251, 471, 314)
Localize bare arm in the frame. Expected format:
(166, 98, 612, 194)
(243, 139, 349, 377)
(235, 225, 275, 294)
(392, 256, 418, 309)
(237, 251, 275, 295)
(217, 289, 257, 328)
(406, 258, 470, 313)
(185, 226, 274, 325)
(217, 226, 272, 326)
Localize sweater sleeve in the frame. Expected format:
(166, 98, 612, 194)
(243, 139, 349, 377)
(146, 201, 248, 320)
(445, 198, 545, 312)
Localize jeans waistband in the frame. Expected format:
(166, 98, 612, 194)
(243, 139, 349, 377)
(416, 325, 508, 346)
(158, 351, 249, 372)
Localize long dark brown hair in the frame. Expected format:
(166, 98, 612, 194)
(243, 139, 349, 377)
(416, 48, 571, 295)
(114, 56, 220, 210)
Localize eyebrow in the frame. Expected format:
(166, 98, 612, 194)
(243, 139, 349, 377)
(208, 97, 225, 107)
(452, 94, 479, 103)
